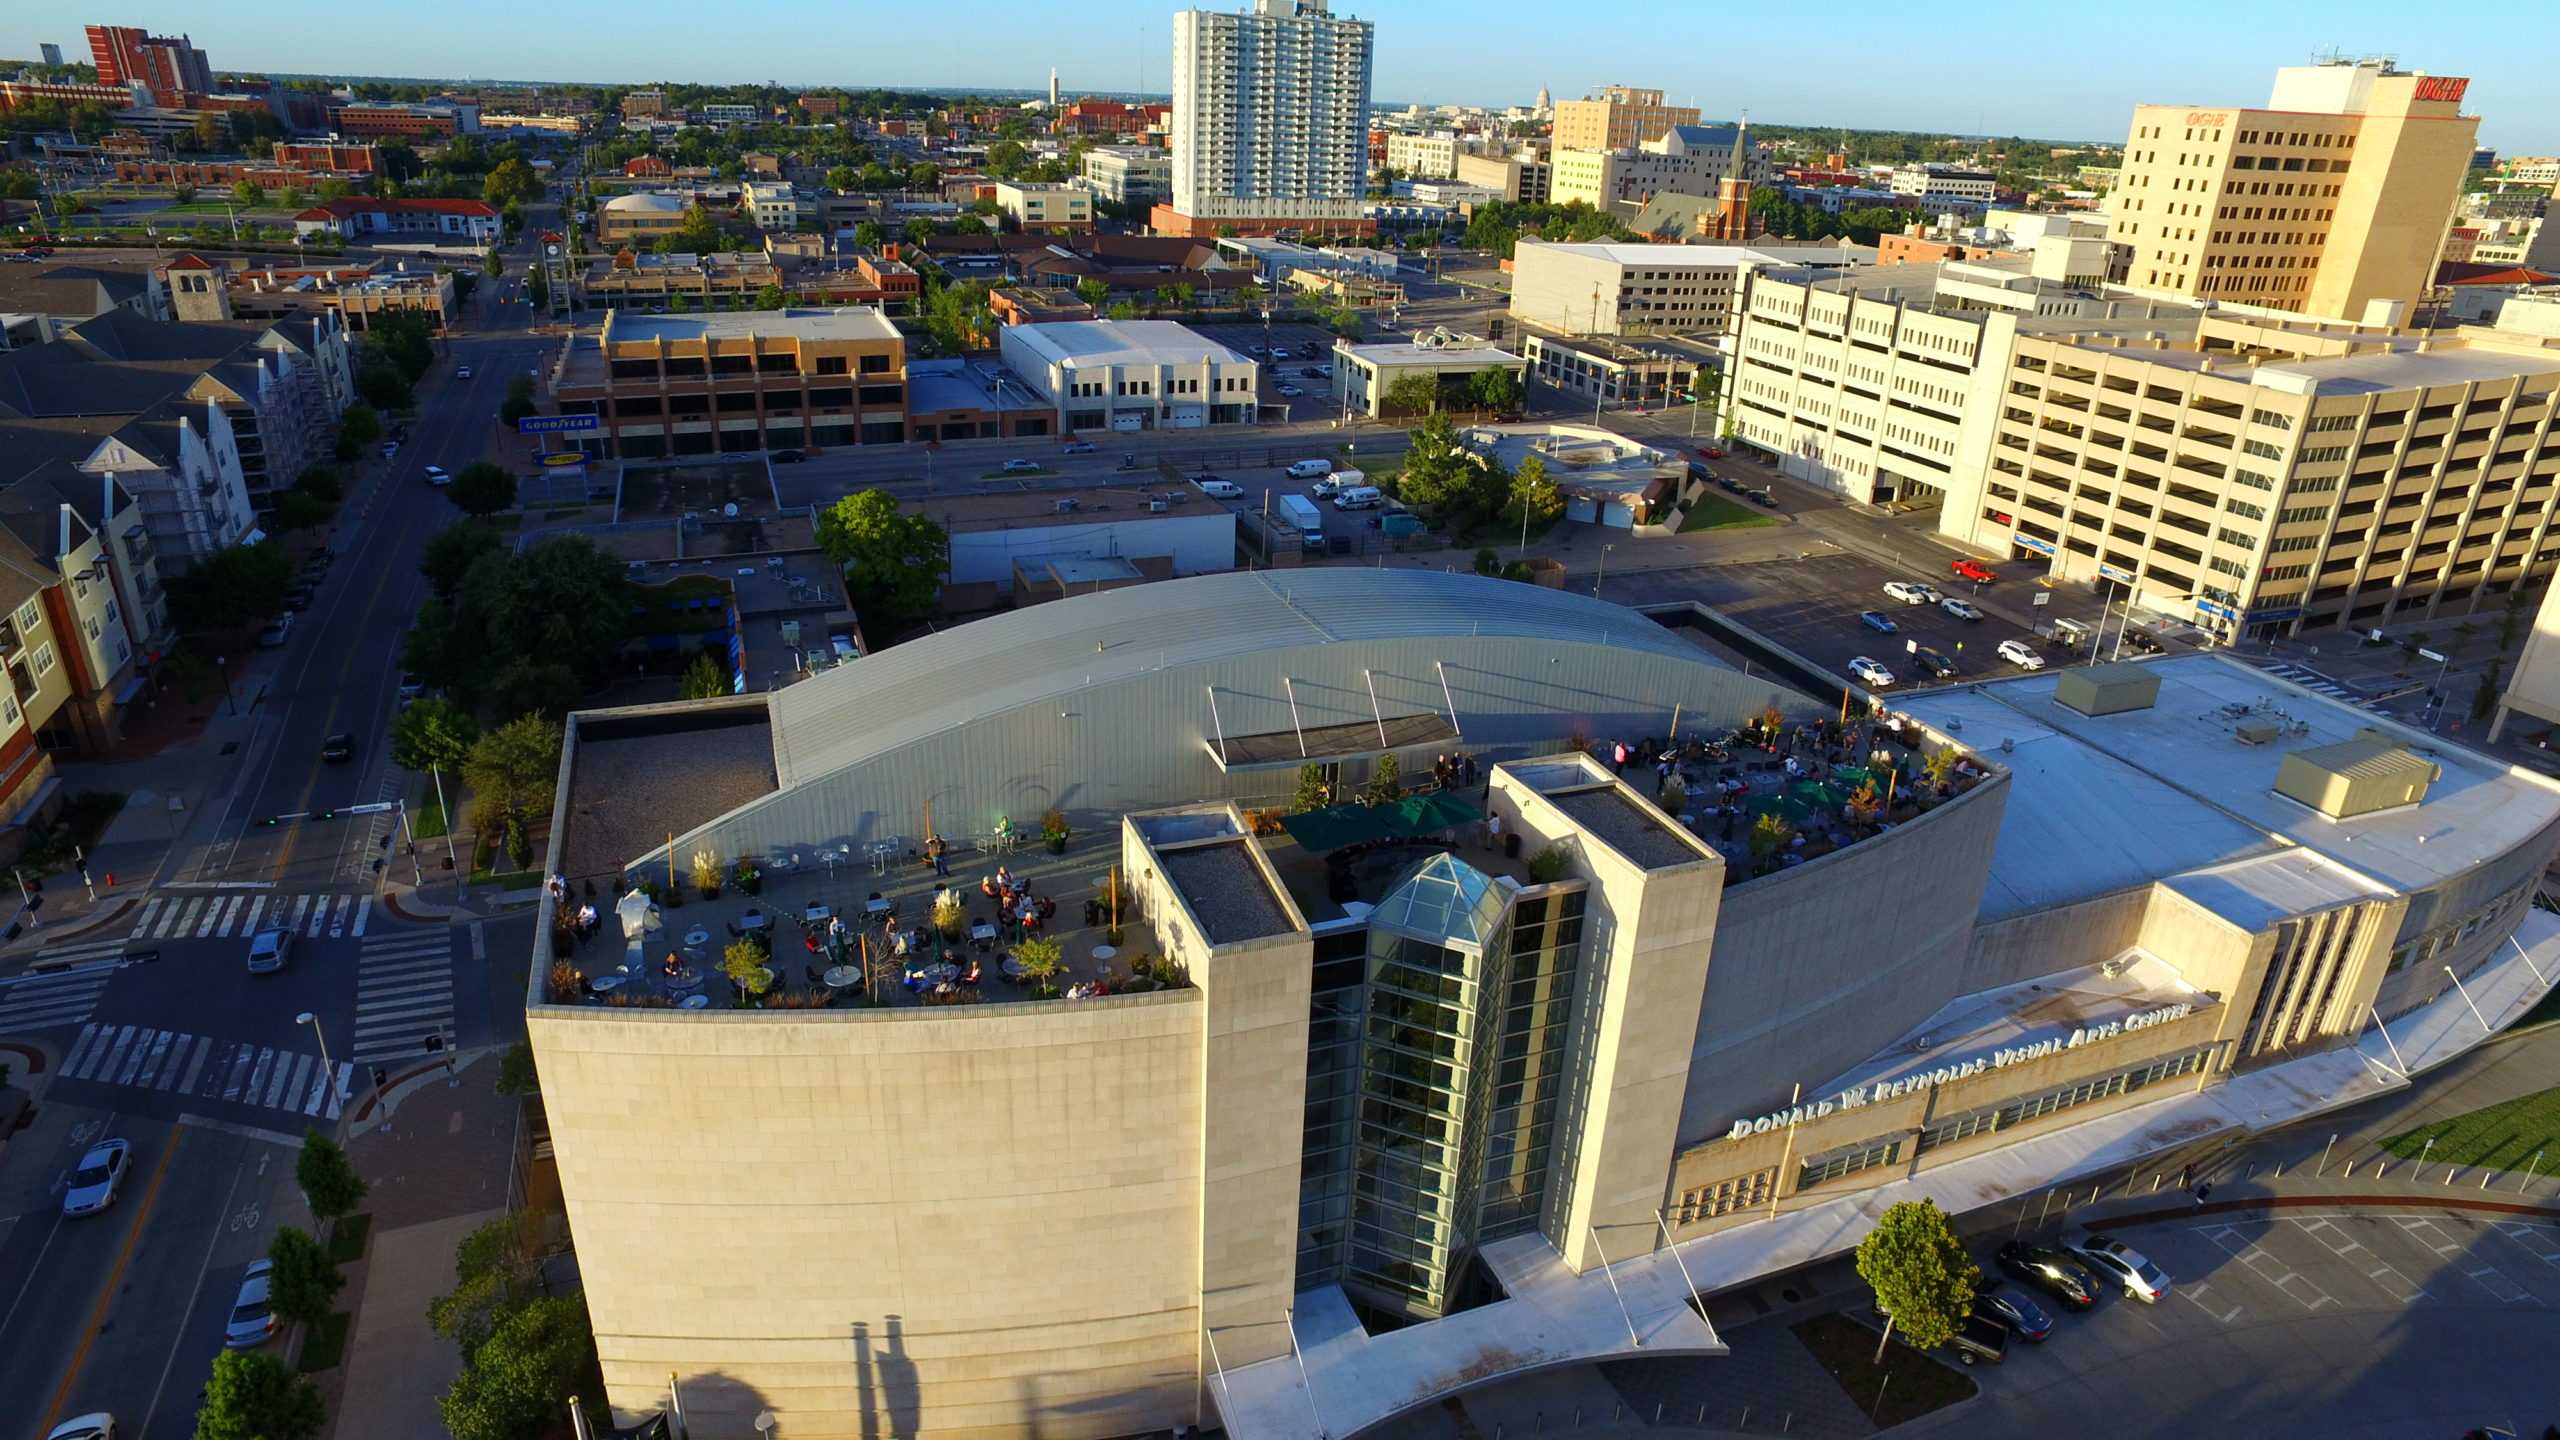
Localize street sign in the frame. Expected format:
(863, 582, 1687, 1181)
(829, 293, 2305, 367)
(517, 414, 599, 435)
(2032, 592, 2050, 607)
(2419, 648, 2448, 663)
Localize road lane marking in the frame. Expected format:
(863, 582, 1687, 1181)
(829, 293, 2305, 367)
(174, 1035, 212, 1094)
(138, 1153, 250, 1438)
(35, 1125, 184, 1438)
(352, 895, 372, 936)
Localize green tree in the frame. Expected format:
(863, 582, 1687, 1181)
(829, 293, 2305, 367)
(1382, 371, 1441, 418)
(483, 246, 504, 277)
(2474, 659, 2506, 721)
(439, 1296, 598, 1440)
(1393, 411, 1477, 517)
(1361, 753, 1404, 806)
(295, 1127, 369, 1222)
(365, 311, 437, 384)
(408, 537, 630, 719)
(265, 1226, 345, 1327)
(232, 179, 268, 207)
(482, 157, 541, 207)
(463, 714, 565, 835)
(356, 359, 413, 412)
(494, 1039, 539, 1097)
(816, 490, 947, 629)
(1074, 277, 1110, 309)
(450, 462, 518, 518)
(1291, 763, 1333, 812)
(195, 1350, 325, 1440)
(1854, 1198, 1978, 1358)
(985, 139, 1028, 179)
(825, 164, 857, 193)
(428, 1212, 542, 1355)
(752, 282, 787, 310)
(903, 217, 934, 249)
(681, 652, 729, 699)
(1504, 453, 1562, 535)
(315, 177, 352, 201)
(906, 161, 939, 192)
(1471, 365, 1525, 416)
(169, 540, 293, 631)
(1106, 300, 1139, 321)
(337, 401, 383, 449)
(420, 524, 504, 601)
(496, 376, 537, 427)
(852, 221, 883, 250)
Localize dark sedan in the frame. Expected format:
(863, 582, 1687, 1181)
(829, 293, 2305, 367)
(1996, 1241, 2098, 1310)
(320, 732, 355, 763)
(1975, 1282, 2055, 1341)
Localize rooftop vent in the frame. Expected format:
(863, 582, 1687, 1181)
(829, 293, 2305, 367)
(2273, 737, 2440, 820)
(2054, 661, 2158, 717)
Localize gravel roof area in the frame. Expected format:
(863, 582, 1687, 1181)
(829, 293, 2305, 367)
(1157, 839, 1297, 945)
(1549, 787, 1703, 871)
(560, 707, 777, 884)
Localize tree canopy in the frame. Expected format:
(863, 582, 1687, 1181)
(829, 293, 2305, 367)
(450, 462, 518, 518)
(1854, 1199, 1979, 1352)
(195, 1350, 325, 1440)
(392, 696, 479, 776)
(169, 540, 292, 633)
(265, 1226, 344, 1327)
(296, 1127, 368, 1221)
(816, 490, 946, 634)
(438, 1295, 599, 1440)
(463, 713, 566, 837)
(405, 535, 630, 719)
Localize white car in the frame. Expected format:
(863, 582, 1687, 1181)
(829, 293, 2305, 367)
(423, 465, 451, 486)
(1000, 458, 1042, 473)
(1277, 384, 1302, 397)
(62, 1139, 132, 1217)
(225, 1259, 278, 1348)
(1848, 656, 1895, 688)
(1940, 598, 1984, 622)
(246, 926, 292, 975)
(2068, 1235, 2171, 1303)
(1882, 580, 1933, 606)
(455, 365, 473, 379)
(44, 1415, 115, 1440)
(1285, 458, 1331, 479)
(1997, 638, 2046, 671)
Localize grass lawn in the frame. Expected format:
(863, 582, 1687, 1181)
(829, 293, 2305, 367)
(2384, 1082, 2560, 1173)
(297, 1311, 351, 1373)
(327, 1213, 373, 1265)
(1790, 1312, 1977, 1427)
(1679, 492, 1781, 533)
(411, 801, 449, 842)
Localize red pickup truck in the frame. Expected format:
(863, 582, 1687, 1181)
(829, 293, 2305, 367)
(1951, 558, 1998, 583)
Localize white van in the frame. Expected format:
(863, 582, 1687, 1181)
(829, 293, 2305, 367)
(1285, 458, 1330, 479)
(1195, 478, 1242, 498)
(1332, 486, 1383, 510)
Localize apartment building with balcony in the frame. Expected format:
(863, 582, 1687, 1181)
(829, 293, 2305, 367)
(1162, 0, 1376, 237)
(2107, 59, 2479, 321)
(545, 306, 909, 460)
(1954, 314, 2560, 643)
(0, 437, 177, 761)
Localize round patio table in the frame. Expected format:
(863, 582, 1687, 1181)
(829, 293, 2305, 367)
(823, 965, 863, 989)
(683, 927, 711, 949)
(679, 994, 710, 1009)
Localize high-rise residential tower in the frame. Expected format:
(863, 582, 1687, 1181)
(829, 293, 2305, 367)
(84, 23, 212, 105)
(2107, 58, 2480, 322)
(1158, 0, 1376, 238)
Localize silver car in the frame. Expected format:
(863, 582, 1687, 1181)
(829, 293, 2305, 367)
(2069, 1234, 2171, 1302)
(62, 1138, 131, 1217)
(225, 1259, 278, 1348)
(247, 927, 291, 974)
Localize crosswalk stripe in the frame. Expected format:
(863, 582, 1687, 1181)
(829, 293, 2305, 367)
(219, 896, 247, 936)
(352, 896, 373, 937)
(133, 1029, 177, 1088)
(128, 897, 163, 936)
(355, 1017, 453, 1045)
(61, 1024, 104, 1075)
(245, 1048, 278, 1104)
(242, 895, 268, 934)
(32, 937, 126, 966)
(302, 1060, 331, 1115)
(324, 1066, 347, 1120)
(359, 941, 453, 962)
(289, 895, 312, 931)
(175, 1035, 213, 1094)
(75, 1025, 126, 1081)
(361, 960, 453, 985)
(115, 1028, 160, 1086)
(225, 1045, 258, 1102)
(266, 1053, 305, 1110)
(164, 897, 198, 938)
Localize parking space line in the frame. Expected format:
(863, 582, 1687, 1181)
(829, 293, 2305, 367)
(2288, 1216, 2428, 1303)
(2178, 1279, 2242, 1324)
(2491, 1220, 2560, 1269)
(2397, 1216, 2531, 1302)
(2192, 1222, 2335, 1311)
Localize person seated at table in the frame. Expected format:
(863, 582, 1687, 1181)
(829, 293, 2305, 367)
(995, 864, 1014, 892)
(979, 874, 998, 900)
(662, 953, 684, 978)
(1036, 895, 1057, 922)
(961, 958, 982, 985)
(891, 927, 912, 958)
(904, 964, 926, 991)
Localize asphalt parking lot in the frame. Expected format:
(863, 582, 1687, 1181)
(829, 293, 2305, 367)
(1187, 320, 1347, 423)
(1615, 551, 2069, 693)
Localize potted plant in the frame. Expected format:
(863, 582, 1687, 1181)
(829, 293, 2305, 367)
(545, 960, 581, 1003)
(733, 858, 762, 896)
(1013, 935, 1064, 998)
(691, 849, 722, 901)
(723, 938, 772, 1007)
(1040, 809, 1070, 855)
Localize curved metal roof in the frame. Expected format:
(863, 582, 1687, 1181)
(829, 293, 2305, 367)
(768, 568, 1708, 789)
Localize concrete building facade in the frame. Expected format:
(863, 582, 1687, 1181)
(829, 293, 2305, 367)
(1508, 241, 1869, 337)
(1454, 150, 1550, 205)
(997, 319, 1259, 433)
(2107, 59, 2481, 320)
(1551, 85, 1698, 153)
(1080, 146, 1172, 205)
(545, 307, 909, 459)
(993, 181, 1095, 233)
(1551, 124, 1758, 210)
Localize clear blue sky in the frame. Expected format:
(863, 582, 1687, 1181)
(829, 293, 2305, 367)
(10, 1, 2554, 151)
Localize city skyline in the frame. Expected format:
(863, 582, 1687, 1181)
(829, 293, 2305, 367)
(5, 1, 2555, 151)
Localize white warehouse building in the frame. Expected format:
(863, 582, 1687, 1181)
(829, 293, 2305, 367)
(997, 319, 1262, 433)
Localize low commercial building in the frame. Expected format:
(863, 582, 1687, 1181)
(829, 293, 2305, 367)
(577, 251, 780, 311)
(903, 358, 1054, 442)
(185, 256, 457, 334)
(530, 569, 2560, 1440)
(993, 181, 1093, 233)
(1079, 146, 1172, 206)
(1333, 330, 1525, 417)
(545, 306, 909, 460)
(1384, 131, 1460, 179)
(291, 197, 501, 245)
(1455, 149, 1550, 204)
(1521, 330, 1713, 409)
(596, 191, 694, 247)
(1888, 164, 1997, 208)
(697, 102, 761, 128)
(997, 319, 1259, 433)
(327, 100, 477, 139)
(1550, 123, 1760, 209)
(1459, 421, 1682, 526)
(740, 180, 802, 233)
(921, 485, 1237, 598)
(1507, 240, 1870, 337)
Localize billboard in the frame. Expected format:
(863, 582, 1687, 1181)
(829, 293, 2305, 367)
(518, 414, 600, 435)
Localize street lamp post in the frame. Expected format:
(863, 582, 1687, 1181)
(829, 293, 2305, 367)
(296, 1010, 343, 1099)
(215, 654, 236, 716)
(1594, 542, 1615, 598)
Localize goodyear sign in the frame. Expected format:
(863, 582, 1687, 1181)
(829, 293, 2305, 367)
(517, 414, 599, 435)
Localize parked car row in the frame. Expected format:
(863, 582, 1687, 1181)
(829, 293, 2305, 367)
(1871, 1233, 2173, 1371)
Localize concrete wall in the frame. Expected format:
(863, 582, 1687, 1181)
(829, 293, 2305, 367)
(1509, 244, 1623, 334)
(657, 634, 1798, 890)
(949, 511, 1237, 591)
(1492, 761, 1723, 1269)
(535, 998, 1210, 1440)
(1958, 883, 2156, 997)
(1675, 769, 2008, 1148)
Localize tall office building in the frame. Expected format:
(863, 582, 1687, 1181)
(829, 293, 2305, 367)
(2107, 59, 2480, 322)
(38, 43, 63, 67)
(1158, 0, 1375, 238)
(1552, 84, 1699, 153)
(84, 23, 212, 105)
(1048, 67, 1059, 109)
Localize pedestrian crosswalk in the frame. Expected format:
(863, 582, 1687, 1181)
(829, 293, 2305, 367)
(55, 1022, 351, 1120)
(125, 891, 374, 943)
(0, 960, 120, 1032)
(2256, 660, 2362, 702)
(351, 929, 455, 1064)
